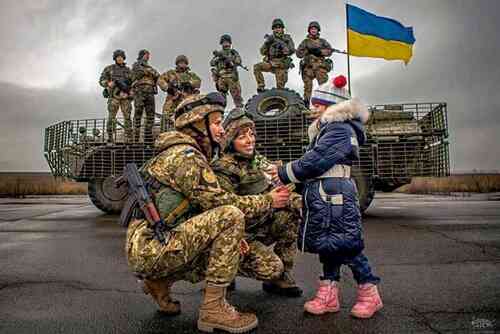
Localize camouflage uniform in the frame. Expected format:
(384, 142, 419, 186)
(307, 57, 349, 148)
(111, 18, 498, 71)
(254, 19, 295, 90)
(99, 50, 133, 142)
(131, 50, 160, 143)
(210, 35, 244, 108)
(157, 56, 201, 131)
(212, 153, 301, 279)
(126, 101, 273, 285)
(296, 22, 334, 105)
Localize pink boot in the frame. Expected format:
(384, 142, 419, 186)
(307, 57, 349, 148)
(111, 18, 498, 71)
(304, 280, 340, 315)
(350, 283, 383, 318)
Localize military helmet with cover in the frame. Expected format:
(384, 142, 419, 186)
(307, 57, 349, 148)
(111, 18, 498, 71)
(220, 34, 232, 45)
(308, 21, 321, 32)
(113, 49, 126, 61)
(137, 49, 149, 60)
(175, 54, 189, 65)
(223, 108, 255, 151)
(175, 92, 226, 129)
(272, 18, 285, 29)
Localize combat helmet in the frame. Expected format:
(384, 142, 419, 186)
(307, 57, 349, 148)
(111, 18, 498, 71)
(113, 49, 126, 60)
(175, 92, 226, 130)
(223, 108, 255, 151)
(175, 54, 189, 65)
(272, 18, 285, 29)
(308, 21, 321, 32)
(137, 49, 149, 60)
(220, 34, 232, 45)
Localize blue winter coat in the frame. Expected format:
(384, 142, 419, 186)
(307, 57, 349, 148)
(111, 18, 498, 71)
(278, 114, 367, 259)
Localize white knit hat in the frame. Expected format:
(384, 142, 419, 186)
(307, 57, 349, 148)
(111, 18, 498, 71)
(310, 75, 351, 106)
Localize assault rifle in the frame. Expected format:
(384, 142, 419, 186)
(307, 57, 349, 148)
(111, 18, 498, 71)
(212, 50, 249, 71)
(115, 163, 167, 243)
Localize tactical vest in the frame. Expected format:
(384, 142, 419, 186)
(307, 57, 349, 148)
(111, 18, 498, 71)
(141, 168, 198, 230)
(214, 49, 239, 78)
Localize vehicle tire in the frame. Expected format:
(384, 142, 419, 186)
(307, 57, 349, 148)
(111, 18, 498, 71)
(352, 174, 375, 214)
(88, 176, 127, 214)
(245, 88, 305, 121)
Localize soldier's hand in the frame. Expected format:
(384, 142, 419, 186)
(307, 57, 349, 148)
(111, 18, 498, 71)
(107, 81, 114, 88)
(266, 164, 279, 183)
(270, 185, 290, 208)
(240, 239, 250, 255)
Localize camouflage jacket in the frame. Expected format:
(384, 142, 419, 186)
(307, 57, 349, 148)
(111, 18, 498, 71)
(296, 35, 333, 67)
(210, 49, 242, 78)
(260, 33, 295, 63)
(144, 132, 273, 221)
(212, 152, 302, 227)
(99, 63, 132, 98)
(131, 60, 160, 93)
(158, 68, 201, 96)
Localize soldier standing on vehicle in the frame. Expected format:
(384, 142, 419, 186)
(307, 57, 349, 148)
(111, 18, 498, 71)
(99, 49, 133, 143)
(157, 55, 201, 130)
(210, 34, 245, 108)
(296, 21, 334, 108)
(131, 49, 160, 143)
(253, 18, 295, 92)
(125, 92, 290, 333)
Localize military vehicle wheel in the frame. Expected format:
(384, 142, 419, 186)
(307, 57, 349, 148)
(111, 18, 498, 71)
(245, 88, 305, 121)
(88, 177, 127, 214)
(352, 175, 375, 213)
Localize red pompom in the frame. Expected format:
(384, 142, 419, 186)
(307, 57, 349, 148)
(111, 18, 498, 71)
(333, 75, 347, 88)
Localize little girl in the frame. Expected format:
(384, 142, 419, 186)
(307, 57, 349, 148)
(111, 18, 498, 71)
(273, 75, 382, 318)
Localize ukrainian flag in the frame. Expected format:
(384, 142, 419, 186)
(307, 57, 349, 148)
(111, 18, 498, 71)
(347, 4, 416, 64)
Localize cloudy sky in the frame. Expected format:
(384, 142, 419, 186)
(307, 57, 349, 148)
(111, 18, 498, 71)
(1, 0, 499, 172)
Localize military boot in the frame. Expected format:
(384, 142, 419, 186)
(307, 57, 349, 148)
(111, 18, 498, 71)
(262, 271, 303, 297)
(197, 283, 258, 333)
(142, 278, 181, 315)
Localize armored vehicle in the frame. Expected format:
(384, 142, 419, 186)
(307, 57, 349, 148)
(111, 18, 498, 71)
(44, 88, 449, 214)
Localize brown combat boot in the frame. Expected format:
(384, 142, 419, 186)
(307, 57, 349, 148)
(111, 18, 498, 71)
(197, 283, 258, 333)
(262, 271, 303, 297)
(142, 278, 181, 315)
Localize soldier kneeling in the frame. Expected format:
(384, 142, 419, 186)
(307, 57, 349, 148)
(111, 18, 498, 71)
(211, 108, 303, 297)
(125, 92, 290, 333)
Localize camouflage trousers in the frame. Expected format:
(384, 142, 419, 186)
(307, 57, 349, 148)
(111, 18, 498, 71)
(161, 95, 181, 131)
(302, 65, 329, 104)
(107, 97, 133, 142)
(215, 76, 243, 108)
(133, 90, 155, 143)
(175, 207, 300, 284)
(253, 61, 288, 89)
(126, 205, 245, 285)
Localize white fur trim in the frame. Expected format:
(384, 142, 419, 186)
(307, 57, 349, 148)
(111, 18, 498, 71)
(320, 98, 370, 124)
(308, 119, 320, 142)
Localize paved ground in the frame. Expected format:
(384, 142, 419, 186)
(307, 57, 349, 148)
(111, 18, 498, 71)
(0, 193, 499, 334)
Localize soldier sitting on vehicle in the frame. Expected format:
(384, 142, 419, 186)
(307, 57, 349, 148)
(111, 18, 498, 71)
(296, 21, 334, 108)
(158, 55, 201, 131)
(99, 49, 133, 143)
(210, 34, 246, 108)
(125, 92, 291, 333)
(131, 49, 160, 143)
(253, 18, 295, 92)
(211, 108, 303, 297)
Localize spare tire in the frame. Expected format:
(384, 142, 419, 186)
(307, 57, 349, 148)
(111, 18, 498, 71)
(245, 88, 305, 121)
(88, 176, 127, 214)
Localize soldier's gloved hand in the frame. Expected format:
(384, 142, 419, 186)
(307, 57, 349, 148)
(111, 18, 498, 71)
(289, 192, 303, 211)
(270, 185, 290, 208)
(266, 164, 280, 184)
(240, 239, 250, 256)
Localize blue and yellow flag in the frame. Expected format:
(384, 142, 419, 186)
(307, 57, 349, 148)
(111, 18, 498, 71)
(347, 4, 416, 64)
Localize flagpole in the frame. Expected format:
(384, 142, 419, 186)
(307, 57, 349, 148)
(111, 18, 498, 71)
(345, 3, 352, 95)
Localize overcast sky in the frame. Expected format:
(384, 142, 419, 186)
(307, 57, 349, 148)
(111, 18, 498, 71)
(1, 0, 499, 172)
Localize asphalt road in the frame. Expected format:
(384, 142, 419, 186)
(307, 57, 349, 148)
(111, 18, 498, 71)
(0, 193, 499, 334)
